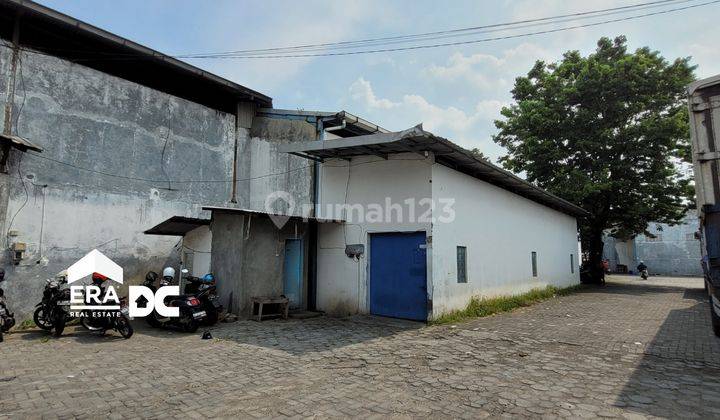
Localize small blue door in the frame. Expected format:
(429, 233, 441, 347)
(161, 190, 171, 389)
(370, 232, 427, 321)
(283, 239, 303, 309)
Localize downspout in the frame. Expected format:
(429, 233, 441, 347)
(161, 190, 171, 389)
(230, 103, 240, 203)
(306, 119, 323, 311)
(324, 119, 346, 133)
(307, 117, 345, 311)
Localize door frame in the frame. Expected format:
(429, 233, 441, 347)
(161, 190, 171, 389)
(283, 238, 304, 309)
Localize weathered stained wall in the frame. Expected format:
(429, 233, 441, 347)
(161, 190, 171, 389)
(0, 46, 312, 320)
(245, 117, 315, 215)
(209, 212, 309, 317)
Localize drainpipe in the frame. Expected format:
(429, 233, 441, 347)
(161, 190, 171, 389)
(306, 119, 324, 311)
(323, 119, 346, 133)
(306, 117, 346, 311)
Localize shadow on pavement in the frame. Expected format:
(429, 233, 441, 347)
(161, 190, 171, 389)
(598, 279, 697, 296)
(615, 286, 720, 417)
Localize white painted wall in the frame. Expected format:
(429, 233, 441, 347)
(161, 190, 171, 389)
(182, 225, 212, 277)
(316, 154, 432, 316)
(430, 164, 580, 317)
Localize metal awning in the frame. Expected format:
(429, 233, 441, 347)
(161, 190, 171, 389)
(144, 216, 210, 236)
(278, 125, 588, 218)
(202, 206, 345, 223)
(0, 133, 43, 152)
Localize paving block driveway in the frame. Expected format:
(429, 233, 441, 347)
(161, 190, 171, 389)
(1, 275, 719, 419)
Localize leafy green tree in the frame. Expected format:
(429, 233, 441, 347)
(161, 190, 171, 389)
(470, 148, 490, 162)
(493, 36, 695, 281)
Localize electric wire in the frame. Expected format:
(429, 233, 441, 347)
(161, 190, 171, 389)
(177, 0, 691, 58)
(0, 0, 713, 61)
(23, 151, 313, 185)
(190, 0, 720, 59)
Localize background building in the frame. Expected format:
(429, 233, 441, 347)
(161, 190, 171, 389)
(603, 212, 702, 276)
(0, 1, 316, 319)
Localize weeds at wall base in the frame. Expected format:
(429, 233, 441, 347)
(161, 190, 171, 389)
(431, 284, 585, 325)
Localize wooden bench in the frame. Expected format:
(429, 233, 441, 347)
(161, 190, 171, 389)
(250, 296, 289, 321)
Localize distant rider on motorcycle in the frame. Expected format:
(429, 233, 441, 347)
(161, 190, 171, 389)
(637, 261, 649, 279)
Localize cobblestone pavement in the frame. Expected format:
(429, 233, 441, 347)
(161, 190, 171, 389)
(1, 276, 718, 419)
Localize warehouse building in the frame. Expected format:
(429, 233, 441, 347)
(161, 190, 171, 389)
(206, 126, 586, 321)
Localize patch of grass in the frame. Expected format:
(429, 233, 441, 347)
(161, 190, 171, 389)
(431, 284, 584, 325)
(15, 319, 36, 330)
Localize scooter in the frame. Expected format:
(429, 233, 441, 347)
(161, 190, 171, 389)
(640, 269, 649, 280)
(0, 269, 16, 342)
(182, 270, 223, 325)
(142, 269, 207, 332)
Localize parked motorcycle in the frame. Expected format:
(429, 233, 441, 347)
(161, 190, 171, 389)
(33, 272, 72, 336)
(78, 273, 133, 339)
(142, 269, 207, 332)
(0, 269, 16, 342)
(34, 274, 69, 331)
(50, 276, 72, 337)
(182, 270, 223, 325)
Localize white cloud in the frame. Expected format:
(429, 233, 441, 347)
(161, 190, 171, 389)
(424, 43, 555, 89)
(347, 78, 508, 159)
(349, 78, 399, 110)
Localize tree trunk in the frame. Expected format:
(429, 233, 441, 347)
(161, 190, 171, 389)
(587, 228, 605, 283)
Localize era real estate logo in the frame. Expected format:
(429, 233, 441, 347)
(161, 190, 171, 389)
(67, 249, 179, 318)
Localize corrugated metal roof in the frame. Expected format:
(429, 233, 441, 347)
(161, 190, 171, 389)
(0, 0, 272, 112)
(279, 125, 589, 218)
(143, 216, 210, 236)
(256, 109, 388, 137)
(0, 133, 43, 152)
(202, 206, 345, 223)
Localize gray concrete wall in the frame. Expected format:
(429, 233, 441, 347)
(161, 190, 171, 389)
(603, 213, 703, 276)
(0, 46, 313, 321)
(210, 212, 309, 318)
(634, 214, 703, 276)
(245, 117, 315, 215)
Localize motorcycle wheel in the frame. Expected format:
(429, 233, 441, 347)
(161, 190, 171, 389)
(52, 308, 66, 337)
(146, 314, 161, 328)
(204, 302, 219, 326)
(116, 315, 134, 339)
(182, 313, 199, 333)
(80, 316, 105, 332)
(33, 307, 53, 331)
(0, 327, 3, 342)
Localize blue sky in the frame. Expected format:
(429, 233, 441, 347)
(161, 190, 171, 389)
(37, 0, 720, 161)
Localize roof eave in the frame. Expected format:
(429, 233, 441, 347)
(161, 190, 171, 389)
(1, 0, 272, 110)
(278, 126, 589, 219)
